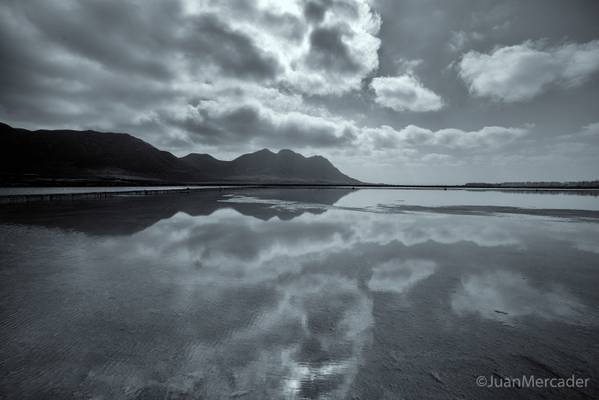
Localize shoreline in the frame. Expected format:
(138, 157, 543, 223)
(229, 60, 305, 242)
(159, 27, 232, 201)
(1, 184, 599, 204)
(0, 186, 246, 204)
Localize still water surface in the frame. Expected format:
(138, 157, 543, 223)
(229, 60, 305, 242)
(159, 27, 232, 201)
(1, 189, 598, 399)
(0, 186, 211, 196)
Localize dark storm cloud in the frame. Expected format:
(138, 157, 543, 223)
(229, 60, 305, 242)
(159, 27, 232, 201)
(306, 25, 361, 73)
(304, 0, 332, 23)
(0, 0, 378, 154)
(0, 3, 160, 127)
(14, 0, 180, 79)
(0, 1, 282, 130)
(170, 102, 358, 149)
(184, 13, 281, 80)
(14, 1, 279, 82)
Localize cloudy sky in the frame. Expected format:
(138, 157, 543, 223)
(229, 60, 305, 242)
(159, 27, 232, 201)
(1, 0, 598, 184)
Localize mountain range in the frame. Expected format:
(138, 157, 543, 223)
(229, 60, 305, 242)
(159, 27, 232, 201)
(0, 122, 360, 185)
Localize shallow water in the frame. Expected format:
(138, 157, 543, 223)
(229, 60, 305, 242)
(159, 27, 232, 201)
(335, 188, 599, 210)
(0, 186, 212, 196)
(1, 189, 598, 399)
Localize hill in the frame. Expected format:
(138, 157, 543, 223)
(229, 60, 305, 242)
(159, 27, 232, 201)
(0, 122, 360, 185)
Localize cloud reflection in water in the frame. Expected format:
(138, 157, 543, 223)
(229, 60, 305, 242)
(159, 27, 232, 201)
(1, 189, 599, 399)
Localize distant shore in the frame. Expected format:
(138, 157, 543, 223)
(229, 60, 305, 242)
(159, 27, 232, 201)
(2, 176, 598, 190)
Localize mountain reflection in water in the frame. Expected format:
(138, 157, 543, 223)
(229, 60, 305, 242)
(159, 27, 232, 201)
(1, 189, 598, 399)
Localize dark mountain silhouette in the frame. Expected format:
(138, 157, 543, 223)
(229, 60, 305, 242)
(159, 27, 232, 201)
(180, 153, 228, 179)
(0, 122, 360, 185)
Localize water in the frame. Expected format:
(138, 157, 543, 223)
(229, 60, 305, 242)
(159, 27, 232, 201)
(1, 189, 598, 399)
(336, 188, 599, 211)
(0, 186, 214, 196)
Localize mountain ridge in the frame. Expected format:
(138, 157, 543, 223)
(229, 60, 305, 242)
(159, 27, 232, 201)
(0, 122, 360, 185)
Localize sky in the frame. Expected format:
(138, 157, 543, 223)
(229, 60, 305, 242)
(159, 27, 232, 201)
(1, 0, 598, 184)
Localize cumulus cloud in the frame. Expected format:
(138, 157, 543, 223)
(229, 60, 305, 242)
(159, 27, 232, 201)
(370, 74, 445, 112)
(192, 0, 381, 96)
(458, 40, 599, 102)
(365, 124, 528, 150)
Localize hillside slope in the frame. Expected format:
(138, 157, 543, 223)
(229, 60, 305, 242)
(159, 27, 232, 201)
(0, 123, 360, 185)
